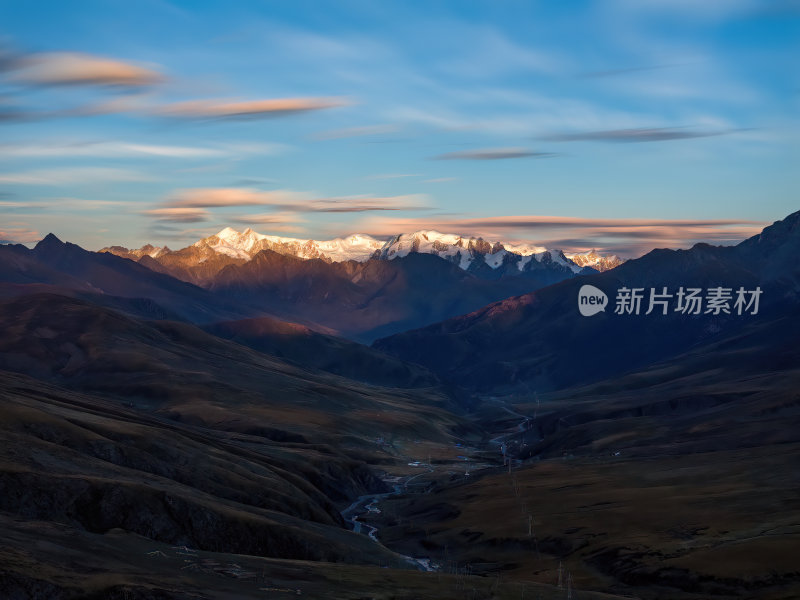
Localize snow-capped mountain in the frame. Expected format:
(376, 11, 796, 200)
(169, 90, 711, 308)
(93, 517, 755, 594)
(565, 249, 625, 272)
(99, 243, 168, 261)
(91, 226, 619, 340)
(199, 227, 383, 262)
(101, 226, 627, 286)
(377, 230, 585, 275)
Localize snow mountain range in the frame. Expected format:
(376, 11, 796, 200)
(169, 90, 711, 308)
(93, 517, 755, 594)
(102, 227, 624, 276)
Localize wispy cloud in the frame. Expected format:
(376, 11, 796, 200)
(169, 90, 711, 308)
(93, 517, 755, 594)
(228, 212, 301, 225)
(0, 226, 40, 244)
(364, 173, 421, 180)
(433, 147, 556, 160)
(156, 97, 350, 119)
(309, 195, 428, 213)
(0, 142, 220, 159)
(160, 187, 430, 212)
(541, 127, 730, 143)
(40, 197, 138, 211)
(145, 223, 221, 241)
(348, 214, 766, 257)
(314, 124, 399, 140)
(0, 167, 156, 185)
(610, 0, 762, 23)
(578, 63, 693, 79)
(6, 52, 164, 87)
(0, 140, 288, 159)
(140, 207, 211, 223)
(164, 188, 304, 208)
(228, 212, 305, 232)
(434, 25, 567, 78)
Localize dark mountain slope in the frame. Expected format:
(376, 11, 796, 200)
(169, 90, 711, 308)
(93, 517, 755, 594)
(374, 210, 800, 393)
(204, 316, 440, 389)
(0, 370, 416, 570)
(0, 293, 462, 444)
(210, 250, 582, 342)
(0, 235, 254, 323)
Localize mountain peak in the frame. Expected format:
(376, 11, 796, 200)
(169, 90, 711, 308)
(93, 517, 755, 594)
(33, 233, 65, 253)
(565, 249, 625, 272)
(215, 227, 240, 240)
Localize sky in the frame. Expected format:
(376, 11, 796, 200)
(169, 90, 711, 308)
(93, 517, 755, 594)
(0, 0, 798, 256)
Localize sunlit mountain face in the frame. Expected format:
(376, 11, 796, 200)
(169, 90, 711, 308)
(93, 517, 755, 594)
(1, 1, 798, 599)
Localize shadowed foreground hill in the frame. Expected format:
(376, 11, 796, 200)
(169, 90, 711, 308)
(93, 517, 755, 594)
(203, 316, 441, 389)
(0, 294, 622, 600)
(0, 372, 406, 565)
(0, 293, 485, 598)
(0, 293, 462, 445)
(0, 292, 471, 561)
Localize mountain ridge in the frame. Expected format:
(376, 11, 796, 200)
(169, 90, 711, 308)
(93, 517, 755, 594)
(373, 210, 800, 393)
(100, 227, 623, 284)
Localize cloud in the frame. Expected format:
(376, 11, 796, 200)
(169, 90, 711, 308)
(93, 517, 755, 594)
(433, 147, 556, 160)
(164, 188, 304, 209)
(314, 124, 399, 140)
(308, 195, 428, 213)
(0, 142, 222, 159)
(228, 212, 305, 232)
(0, 107, 38, 122)
(61, 92, 156, 116)
(578, 63, 691, 79)
(610, 0, 761, 22)
(39, 197, 138, 211)
(541, 127, 730, 143)
(0, 227, 40, 244)
(364, 173, 421, 180)
(0, 167, 156, 185)
(140, 207, 211, 223)
(424, 177, 457, 183)
(228, 212, 301, 225)
(348, 214, 766, 257)
(145, 224, 222, 241)
(0, 140, 287, 159)
(435, 25, 566, 78)
(7, 52, 164, 87)
(160, 187, 430, 212)
(157, 97, 350, 119)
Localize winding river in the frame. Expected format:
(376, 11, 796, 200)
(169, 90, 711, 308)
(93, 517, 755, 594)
(342, 401, 531, 573)
(341, 475, 437, 571)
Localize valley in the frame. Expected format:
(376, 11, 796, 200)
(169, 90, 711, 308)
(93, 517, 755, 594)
(2, 2, 796, 597)
(0, 211, 798, 599)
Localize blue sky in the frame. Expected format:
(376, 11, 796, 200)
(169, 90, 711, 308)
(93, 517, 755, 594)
(1, 0, 798, 256)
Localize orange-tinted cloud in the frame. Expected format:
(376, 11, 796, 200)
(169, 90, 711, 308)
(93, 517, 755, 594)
(0, 227, 40, 243)
(161, 187, 429, 212)
(157, 97, 349, 119)
(8, 52, 164, 87)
